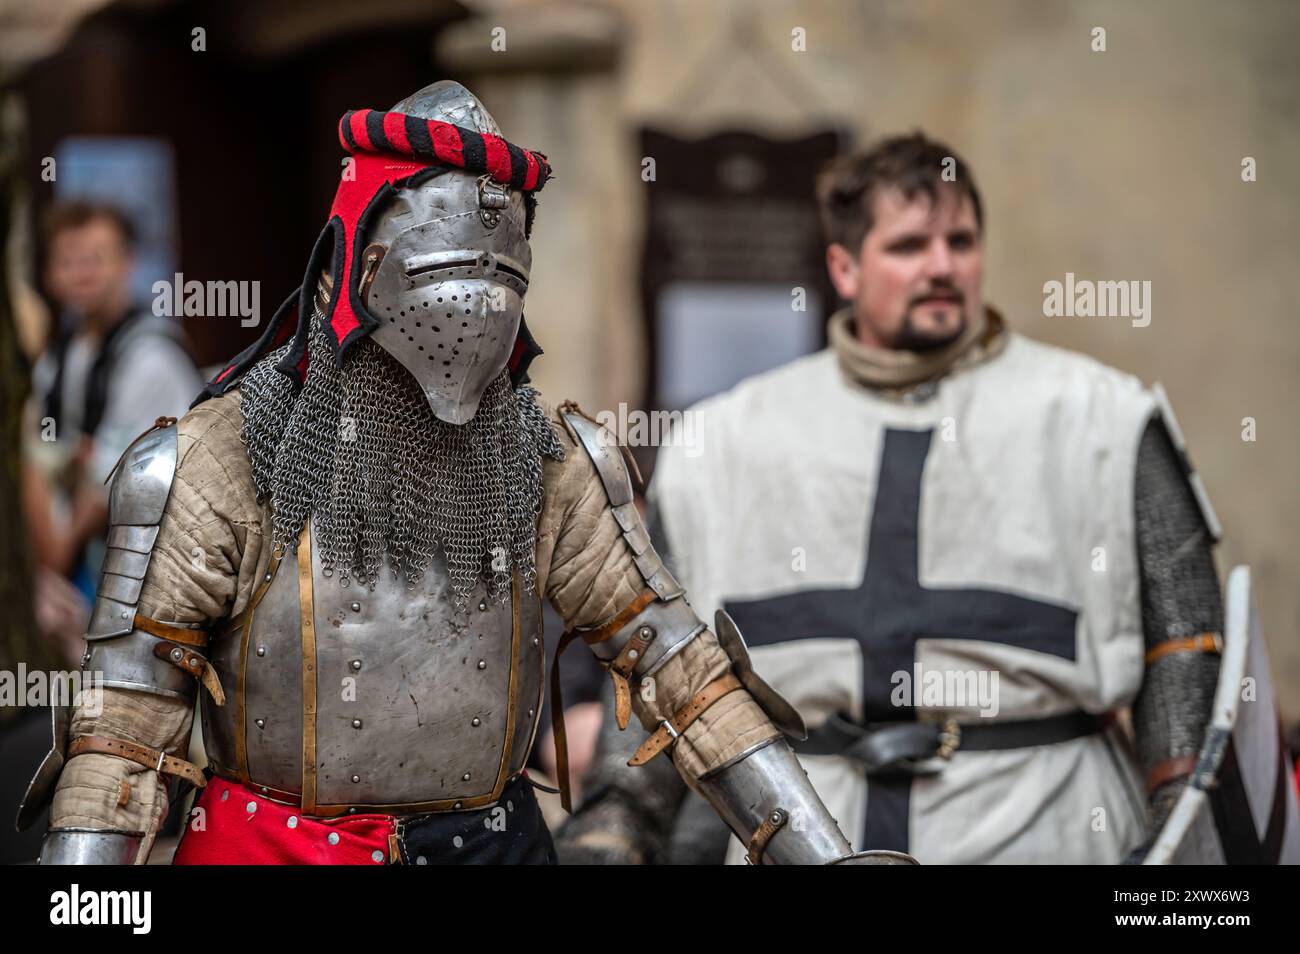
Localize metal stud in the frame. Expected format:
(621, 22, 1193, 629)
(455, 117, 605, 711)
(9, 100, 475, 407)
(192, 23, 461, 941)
(328, 832, 340, 846)
(260, 786, 269, 795)
(170, 647, 184, 662)
(246, 801, 257, 813)
(471, 717, 481, 727)
(287, 816, 298, 829)
(628, 649, 639, 660)
(453, 835, 464, 848)
(263, 573, 272, 582)
(477, 659, 486, 670)
(462, 772, 471, 781)
(478, 599, 488, 612)
(351, 659, 362, 671)
(371, 850, 385, 863)
(527, 708, 535, 718)
(453, 801, 462, 810)
(256, 646, 266, 657)
(255, 718, 265, 728)
(351, 775, 360, 783)
(350, 602, 361, 613)
(638, 626, 654, 640)
(532, 637, 540, 647)
(188, 657, 200, 669)
(352, 718, 363, 729)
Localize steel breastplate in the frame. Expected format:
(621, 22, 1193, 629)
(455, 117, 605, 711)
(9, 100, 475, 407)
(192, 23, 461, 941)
(202, 520, 544, 815)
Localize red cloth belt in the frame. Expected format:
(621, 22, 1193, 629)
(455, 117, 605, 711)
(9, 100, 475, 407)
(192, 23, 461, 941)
(173, 776, 394, 866)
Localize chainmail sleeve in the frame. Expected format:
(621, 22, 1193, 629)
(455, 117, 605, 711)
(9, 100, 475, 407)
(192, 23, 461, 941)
(1128, 415, 1223, 859)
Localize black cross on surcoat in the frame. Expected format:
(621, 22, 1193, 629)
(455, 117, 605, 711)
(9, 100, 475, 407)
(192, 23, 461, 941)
(723, 428, 1079, 853)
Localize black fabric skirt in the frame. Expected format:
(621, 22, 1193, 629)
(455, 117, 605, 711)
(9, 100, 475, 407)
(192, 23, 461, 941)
(394, 774, 556, 865)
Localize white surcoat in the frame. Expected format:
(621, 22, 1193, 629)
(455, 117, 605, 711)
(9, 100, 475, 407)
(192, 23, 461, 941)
(651, 331, 1159, 863)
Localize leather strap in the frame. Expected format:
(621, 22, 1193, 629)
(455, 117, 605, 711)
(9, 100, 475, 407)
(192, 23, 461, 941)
(580, 589, 657, 646)
(792, 710, 1105, 775)
(746, 808, 789, 865)
(1145, 632, 1222, 665)
(629, 672, 743, 766)
(1146, 754, 1200, 794)
(608, 624, 657, 731)
(548, 588, 661, 813)
(548, 629, 582, 813)
(68, 735, 206, 789)
(133, 614, 209, 647)
(151, 641, 226, 706)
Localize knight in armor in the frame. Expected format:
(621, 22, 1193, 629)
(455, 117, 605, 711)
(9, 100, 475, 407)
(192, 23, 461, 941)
(18, 82, 909, 865)
(557, 132, 1299, 864)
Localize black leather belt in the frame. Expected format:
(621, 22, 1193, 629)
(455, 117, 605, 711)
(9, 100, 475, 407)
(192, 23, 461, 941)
(791, 711, 1107, 777)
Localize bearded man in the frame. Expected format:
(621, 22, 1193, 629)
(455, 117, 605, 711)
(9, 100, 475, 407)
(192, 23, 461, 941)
(558, 132, 1298, 865)
(18, 82, 908, 866)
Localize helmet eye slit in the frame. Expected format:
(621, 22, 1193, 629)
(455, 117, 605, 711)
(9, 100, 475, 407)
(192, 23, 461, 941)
(406, 259, 481, 279)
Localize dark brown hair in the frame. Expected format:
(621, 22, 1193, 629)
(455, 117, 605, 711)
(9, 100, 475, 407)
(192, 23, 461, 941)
(815, 132, 983, 252)
(41, 199, 138, 251)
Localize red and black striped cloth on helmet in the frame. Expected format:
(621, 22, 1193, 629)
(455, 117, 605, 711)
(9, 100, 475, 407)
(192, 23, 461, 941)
(192, 107, 552, 409)
(338, 108, 552, 193)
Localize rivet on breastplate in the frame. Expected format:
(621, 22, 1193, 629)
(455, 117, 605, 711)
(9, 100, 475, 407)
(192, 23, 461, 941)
(350, 602, 361, 613)
(628, 649, 639, 661)
(263, 573, 272, 583)
(170, 647, 184, 662)
(121, 610, 129, 620)
(527, 709, 535, 719)
(328, 832, 340, 845)
(351, 659, 362, 671)
(638, 626, 654, 640)
(453, 802, 462, 810)
(478, 599, 488, 612)
(352, 719, 363, 729)
(477, 659, 487, 670)
(532, 637, 539, 647)
(471, 717, 481, 727)
(255, 718, 265, 728)
(462, 772, 471, 781)
(256, 646, 266, 657)
(260, 787, 269, 795)
(351, 775, 360, 783)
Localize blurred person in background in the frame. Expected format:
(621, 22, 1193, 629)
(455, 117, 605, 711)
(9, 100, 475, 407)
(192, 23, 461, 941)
(560, 132, 1296, 865)
(26, 200, 201, 598)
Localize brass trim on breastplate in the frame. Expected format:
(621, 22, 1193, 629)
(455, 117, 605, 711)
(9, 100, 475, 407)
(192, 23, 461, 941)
(489, 571, 523, 799)
(219, 539, 286, 786)
(298, 518, 319, 815)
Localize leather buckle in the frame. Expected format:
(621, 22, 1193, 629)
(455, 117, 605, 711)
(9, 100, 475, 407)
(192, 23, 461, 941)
(936, 719, 962, 760)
